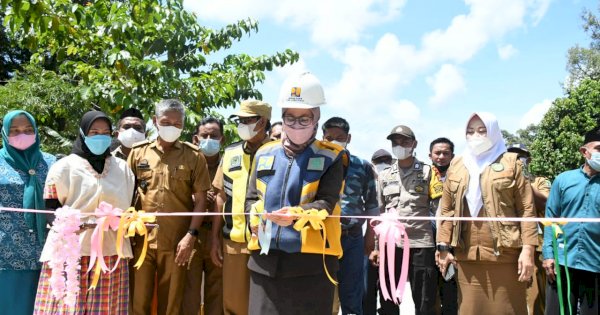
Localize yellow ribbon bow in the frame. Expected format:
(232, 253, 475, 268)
(289, 207, 338, 285)
(116, 207, 156, 269)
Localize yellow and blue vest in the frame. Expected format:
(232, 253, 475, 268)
(248, 140, 348, 257)
(221, 141, 252, 243)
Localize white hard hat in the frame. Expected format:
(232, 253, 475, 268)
(278, 72, 326, 109)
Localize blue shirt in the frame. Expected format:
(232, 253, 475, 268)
(0, 152, 56, 270)
(543, 167, 600, 273)
(340, 154, 379, 229)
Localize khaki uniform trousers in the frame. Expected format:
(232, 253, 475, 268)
(222, 239, 250, 315)
(183, 226, 224, 315)
(131, 244, 188, 315)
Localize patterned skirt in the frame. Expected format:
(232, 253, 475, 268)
(33, 255, 129, 315)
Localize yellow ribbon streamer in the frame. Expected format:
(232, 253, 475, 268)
(116, 207, 156, 269)
(289, 207, 338, 285)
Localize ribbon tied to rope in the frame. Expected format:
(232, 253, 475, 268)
(116, 207, 156, 269)
(88, 202, 123, 289)
(371, 211, 410, 305)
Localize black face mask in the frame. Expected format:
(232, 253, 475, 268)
(436, 164, 450, 173)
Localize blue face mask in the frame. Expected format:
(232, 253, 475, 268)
(84, 134, 112, 155)
(587, 151, 600, 171)
(199, 138, 221, 157)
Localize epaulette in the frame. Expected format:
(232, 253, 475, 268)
(183, 141, 200, 151)
(132, 140, 151, 148)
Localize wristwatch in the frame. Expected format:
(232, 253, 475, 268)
(436, 244, 451, 252)
(187, 228, 199, 237)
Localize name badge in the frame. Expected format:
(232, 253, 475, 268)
(257, 156, 274, 171)
(307, 157, 325, 171)
(230, 155, 242, 169)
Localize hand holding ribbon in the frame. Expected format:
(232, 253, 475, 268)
(117, 207, 156, 269)
(88, 202, 123, 289)
(371, 211, 410, 305)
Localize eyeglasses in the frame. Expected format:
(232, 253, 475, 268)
(233, 116, 260, 125)
(282, 115, 313, 127)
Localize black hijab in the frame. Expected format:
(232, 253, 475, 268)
(71, 110, 113, 174)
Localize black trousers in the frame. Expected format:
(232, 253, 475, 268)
(545, 266, 599, 315)
(363, 256, 379, 315)
(378, 247, 437, 315)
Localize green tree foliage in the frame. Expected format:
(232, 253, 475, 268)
(0, 11, 31, 82)
(502, 124, 539, 149)
(530, 79, 600, 179)
(566, 7, 600, 88)
(1, 0, 298, 133)
(0, 65, 87, 154)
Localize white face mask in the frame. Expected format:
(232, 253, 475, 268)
(237, 122, 258, 140)
(374, 163, 390, 173)
(392, 145, 413, 160)
(467, 136, 493, 155)
(117, 128, 146, 148)
(157, 125, 182, 143)
(331, 140, 347, 148)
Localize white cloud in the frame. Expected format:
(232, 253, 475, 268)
(185, 0, 407, 48)
(519, 99, 552, 129)
(322, 0, 551, 158)
(426, 64, 466, 106)
(498, 44, 518, 60)
(530, 0, 552, 26)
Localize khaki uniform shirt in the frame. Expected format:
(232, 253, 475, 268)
(378, 158, 435, 248)
(128, 140, 211, 250)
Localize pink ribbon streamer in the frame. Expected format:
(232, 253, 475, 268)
(371, 211, 410, 305)
(88, 202, 123, 274)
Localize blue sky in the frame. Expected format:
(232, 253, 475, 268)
(184, 0, 595, 161)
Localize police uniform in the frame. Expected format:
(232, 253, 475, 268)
(128, 139, 211, 315)
(378, 158, 438, 315)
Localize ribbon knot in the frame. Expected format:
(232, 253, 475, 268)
(289, 207, 338, 285)
(117, 207, 156, 269)
(371, 211, 410, 305)
(88, 202, 123, 289)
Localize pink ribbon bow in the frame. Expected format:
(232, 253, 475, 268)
(371, 211, 410, 305)
(88, 202, 123, 274)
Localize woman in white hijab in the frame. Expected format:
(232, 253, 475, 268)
(437, 112, 537, 314)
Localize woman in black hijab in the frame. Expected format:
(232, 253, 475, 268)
(35, 110, 135, 314)
(71, 110, 113, 174)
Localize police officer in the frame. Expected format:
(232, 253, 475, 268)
(367, 125, 437, 315)
(128, 99, 212, 315)
(210, 100, 272, 315)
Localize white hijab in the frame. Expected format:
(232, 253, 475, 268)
(462, 112, 507, 217)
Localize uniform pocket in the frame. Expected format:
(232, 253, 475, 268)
(499, 220, 522, 248)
